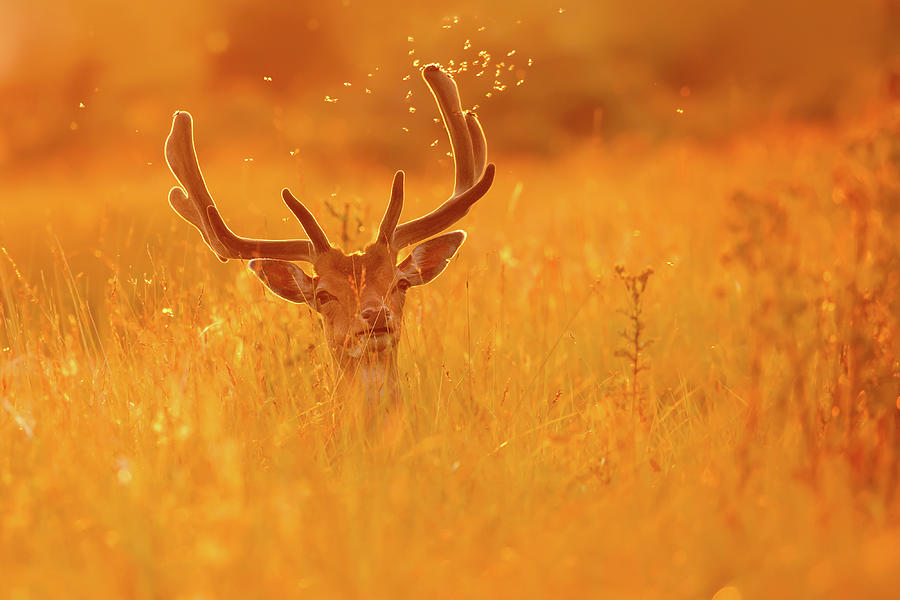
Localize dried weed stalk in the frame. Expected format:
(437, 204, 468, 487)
(614, 265, 654, 419)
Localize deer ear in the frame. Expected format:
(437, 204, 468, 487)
(397, 230, 466, 287)
(248, 259, 316, 304)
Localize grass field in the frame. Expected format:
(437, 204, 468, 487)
(2, 2, 900, 598)
(3, 105, 899, 598)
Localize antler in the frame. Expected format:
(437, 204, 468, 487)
(168, 66, 492, 260)
(387, 64, 496, 251)
(377, 170, 405, 245)
(165, 111, 329, 262)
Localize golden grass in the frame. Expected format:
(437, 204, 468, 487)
(1, 106, 899, 598)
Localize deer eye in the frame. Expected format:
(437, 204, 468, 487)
(315, 290, 336, 306)
(395, 279, 411, 293)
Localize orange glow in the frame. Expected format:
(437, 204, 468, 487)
(1, 1, 899, 598)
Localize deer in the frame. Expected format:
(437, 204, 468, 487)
(165, 64, 495, 405)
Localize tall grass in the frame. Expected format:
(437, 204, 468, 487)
(1, 106, 899, 598)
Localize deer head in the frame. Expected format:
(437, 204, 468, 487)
(165, 65, 494, 378)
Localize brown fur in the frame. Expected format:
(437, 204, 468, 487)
(311, 244, 406, 364)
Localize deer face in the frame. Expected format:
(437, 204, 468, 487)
(247, 231, 466, 361)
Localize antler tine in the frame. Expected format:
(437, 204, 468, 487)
(165, 111, 317, 262)
(204, 206, 315, 260)
(377, 170, 405, 247)
(166, 112, 229, 259)
(466, 112, 488, 178)
(281, 189, 331, 253)
(422, 64, 477, 192)
(391, 164, 495, 250)
(390, 65, 495, 250)
(168, 187, 227, 261)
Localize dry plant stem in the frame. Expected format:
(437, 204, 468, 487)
(614, 265, 654, 420)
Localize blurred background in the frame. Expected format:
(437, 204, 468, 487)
(0, 0, 897, 179)
(0, 0, 898, 280)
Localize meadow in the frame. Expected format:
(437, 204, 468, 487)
(2, 1, 899, 598)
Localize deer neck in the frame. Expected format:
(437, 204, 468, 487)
(335, 349, 400, 404)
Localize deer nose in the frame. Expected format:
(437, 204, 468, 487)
(360, 305, 391, 328)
